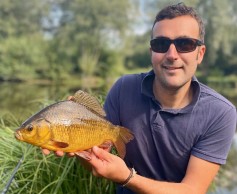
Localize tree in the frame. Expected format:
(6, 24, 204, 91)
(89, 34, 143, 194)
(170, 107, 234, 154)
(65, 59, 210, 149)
(197, 0, 237, 76)
(0, 0, 48, 38)
(0, 0, 137, 82)
(45, 0, 133, 77)
(0, 0, 50, 81)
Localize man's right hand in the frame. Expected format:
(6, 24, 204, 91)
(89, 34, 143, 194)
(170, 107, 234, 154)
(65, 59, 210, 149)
(41, 141, 113, 172)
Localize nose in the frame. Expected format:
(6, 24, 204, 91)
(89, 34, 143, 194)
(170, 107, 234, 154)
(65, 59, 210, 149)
(165, 43, 179, 60)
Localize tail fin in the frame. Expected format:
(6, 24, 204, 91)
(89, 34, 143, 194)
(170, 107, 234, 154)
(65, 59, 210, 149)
(113, 126, 134, 159)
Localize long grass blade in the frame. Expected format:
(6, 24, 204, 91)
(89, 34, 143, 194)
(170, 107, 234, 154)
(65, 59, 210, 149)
(1, 145, 30, 194)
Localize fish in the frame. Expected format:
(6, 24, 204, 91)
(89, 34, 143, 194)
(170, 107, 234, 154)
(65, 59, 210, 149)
(15, 90, 134, 159)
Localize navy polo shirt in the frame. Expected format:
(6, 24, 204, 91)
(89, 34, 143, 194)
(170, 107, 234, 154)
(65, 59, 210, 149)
(104, 70, 236, 194)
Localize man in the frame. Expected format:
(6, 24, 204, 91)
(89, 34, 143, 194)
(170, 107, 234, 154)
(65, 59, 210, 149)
(43, 3, 236, 194)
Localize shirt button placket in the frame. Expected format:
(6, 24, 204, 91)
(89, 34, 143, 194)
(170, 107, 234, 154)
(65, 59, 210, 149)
(151, 111, 164, 133)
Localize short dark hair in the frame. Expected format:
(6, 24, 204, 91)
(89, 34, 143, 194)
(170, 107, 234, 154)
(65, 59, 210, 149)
(151, 2, 205, 42)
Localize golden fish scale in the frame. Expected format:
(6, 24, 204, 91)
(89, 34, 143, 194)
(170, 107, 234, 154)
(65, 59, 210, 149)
(50, 119, 119, 152)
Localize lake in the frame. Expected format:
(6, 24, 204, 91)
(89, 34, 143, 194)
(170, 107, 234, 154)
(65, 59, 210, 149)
(1, 81, 236, 120)
(0, 81, 106, 121)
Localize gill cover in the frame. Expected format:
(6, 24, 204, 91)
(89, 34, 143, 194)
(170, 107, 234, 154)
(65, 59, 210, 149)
(23, 118, 52, 146)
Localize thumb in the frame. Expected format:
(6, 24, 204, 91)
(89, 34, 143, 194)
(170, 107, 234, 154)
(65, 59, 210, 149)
(91, 146, 113, 162)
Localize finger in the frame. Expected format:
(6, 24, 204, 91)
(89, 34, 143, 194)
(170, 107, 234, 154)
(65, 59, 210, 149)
(55, 150, 65, 157)
(91, 146, 113, 162)
(42, 148, 51, 155)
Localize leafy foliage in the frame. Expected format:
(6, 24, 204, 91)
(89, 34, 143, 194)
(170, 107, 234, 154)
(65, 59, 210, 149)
(1, 0, 237, 82)
(0, 0, 134, 83)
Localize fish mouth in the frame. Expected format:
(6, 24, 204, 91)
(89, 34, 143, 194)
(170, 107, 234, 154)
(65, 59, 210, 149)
(15, 130, 23, 140)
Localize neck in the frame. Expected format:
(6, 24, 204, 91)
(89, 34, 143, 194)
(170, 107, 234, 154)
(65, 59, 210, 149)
(153, 80, 193, 109)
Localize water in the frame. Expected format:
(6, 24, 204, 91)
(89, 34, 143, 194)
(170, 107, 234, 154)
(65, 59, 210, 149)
(0, 82, 98, 121)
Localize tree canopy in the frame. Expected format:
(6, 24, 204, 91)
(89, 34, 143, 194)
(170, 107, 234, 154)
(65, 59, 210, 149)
(0, 0, 237, 84)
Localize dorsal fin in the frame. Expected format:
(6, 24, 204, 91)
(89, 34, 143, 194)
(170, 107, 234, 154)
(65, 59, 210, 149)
(72, 90, 106, 117)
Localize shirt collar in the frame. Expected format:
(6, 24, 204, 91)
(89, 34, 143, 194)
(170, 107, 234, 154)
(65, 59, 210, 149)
(141, 70, 155, 98)
(141, 70, 200, 113)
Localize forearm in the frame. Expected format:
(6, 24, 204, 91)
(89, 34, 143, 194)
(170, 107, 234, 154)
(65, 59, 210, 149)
(125, 174, 199, 194)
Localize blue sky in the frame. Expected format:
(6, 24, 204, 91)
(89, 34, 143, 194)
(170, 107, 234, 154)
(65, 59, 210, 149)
(133, 0, 151, 34)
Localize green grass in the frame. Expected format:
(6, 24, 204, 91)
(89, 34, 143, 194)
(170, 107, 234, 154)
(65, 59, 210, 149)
(0, 117, 116, 194)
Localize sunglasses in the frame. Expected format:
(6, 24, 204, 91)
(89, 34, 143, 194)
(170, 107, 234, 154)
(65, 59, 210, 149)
(150, 37, 203, 53)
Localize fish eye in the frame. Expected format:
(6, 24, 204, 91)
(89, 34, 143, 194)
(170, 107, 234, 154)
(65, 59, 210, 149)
(27, 125, 34, 132)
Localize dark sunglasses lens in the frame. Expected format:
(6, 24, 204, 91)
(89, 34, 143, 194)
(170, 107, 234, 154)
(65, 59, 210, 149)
(175, 38, 197, 52)
(150, 38, 171, 53)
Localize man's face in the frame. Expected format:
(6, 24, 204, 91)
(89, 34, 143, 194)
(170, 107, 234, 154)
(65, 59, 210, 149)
(150, 15, 206, 90)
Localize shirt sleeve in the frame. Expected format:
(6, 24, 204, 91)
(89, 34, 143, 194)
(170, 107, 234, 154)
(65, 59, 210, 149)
(191, 106, 237, 164)
(104, 77, 123, 126)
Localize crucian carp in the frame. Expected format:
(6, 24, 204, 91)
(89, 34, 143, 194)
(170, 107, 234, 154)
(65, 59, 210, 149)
(15, 90, 134, 159)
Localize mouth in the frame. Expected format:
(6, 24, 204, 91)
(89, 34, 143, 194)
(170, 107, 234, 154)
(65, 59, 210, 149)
(162, 65, 183, 73)
(15, 130, 23, 140)
(163, 65, 182, 70)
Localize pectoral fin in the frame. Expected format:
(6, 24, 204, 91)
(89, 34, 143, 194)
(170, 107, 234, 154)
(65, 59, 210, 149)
(49, 140, 69, 148)
(98, 141, 113, 152)
(75, 151, 92, 160)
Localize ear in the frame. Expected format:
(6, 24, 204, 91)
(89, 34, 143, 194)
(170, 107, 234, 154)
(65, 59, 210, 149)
(149, 47, 153, 55)
(197, 45, 206, 65)
(149, 47, 154, 67)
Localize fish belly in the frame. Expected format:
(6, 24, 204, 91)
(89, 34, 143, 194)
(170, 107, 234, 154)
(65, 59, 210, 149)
(51, 120, 119, 152)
